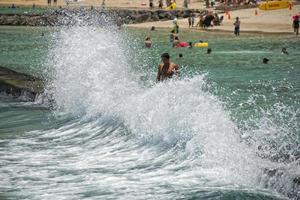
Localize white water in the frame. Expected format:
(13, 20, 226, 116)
(46, 26, 268, 188)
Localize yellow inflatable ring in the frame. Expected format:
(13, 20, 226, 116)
(194, 42, 209, 47)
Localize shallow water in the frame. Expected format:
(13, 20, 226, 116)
(0, 25, 299, 199)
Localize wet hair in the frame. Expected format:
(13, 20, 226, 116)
(179, 53, 183, 58)
(161, 53, 170, 59)
(207, 48, 212, 54)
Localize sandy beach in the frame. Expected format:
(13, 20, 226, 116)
(127, 5, 300, 34)
(1, 0, 299, 34)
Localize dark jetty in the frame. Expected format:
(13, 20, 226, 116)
(0, 8, 208, 26)
(0, 66, 44, 101)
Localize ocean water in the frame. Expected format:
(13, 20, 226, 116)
(0, 23, 299, 200)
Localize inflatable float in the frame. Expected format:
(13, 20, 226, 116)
(194, 42, 209, 47)
(176, 42, 189, 48)
(258, 0, 291, 10)
(166, 3, 176, 10)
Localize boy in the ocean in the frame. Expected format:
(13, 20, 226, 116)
(157, 53, 180, 82)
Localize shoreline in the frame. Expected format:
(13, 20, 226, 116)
(127, 24, 294, 35)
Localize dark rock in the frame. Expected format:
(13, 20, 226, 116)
(0, 66, 44, 101)
(0, 8, 207, 26)
(158, 11, 167, 19)
(151, 12, 159, 21)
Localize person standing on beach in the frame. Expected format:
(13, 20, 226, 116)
(188, 16, 192, 28)
(158, 0, 163, 8)
(184, 0, 188, 8)
(293, 16, 299, 35)
(157, 53, 180, 82)
(234, 17, 241, 36)
(173, 18, 179, 33)
(205, 0, 209, 8)
(191, 13, 195, 27)
(149, 0, 154, 8)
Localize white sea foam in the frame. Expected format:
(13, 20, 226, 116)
(44, 25, 269, 188)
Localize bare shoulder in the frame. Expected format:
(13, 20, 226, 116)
(158, 63, 163, 71)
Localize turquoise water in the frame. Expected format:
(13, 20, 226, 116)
(0, 6, 54, 14)
(0, 25, 299, 199)
(0, 26, 50, 75)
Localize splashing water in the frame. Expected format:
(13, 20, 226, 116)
(44, 24, 272, 192)
(1, 16, 299, 199)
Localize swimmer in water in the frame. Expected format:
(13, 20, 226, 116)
(144, 36, 152, 48)
(207, 48, 212, 54)
(263, 57, 269, 64)
(281, 47, 288, 55)
(157, 53, 180, 82)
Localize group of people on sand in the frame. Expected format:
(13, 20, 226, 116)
(195, 12, 223, 28)
(189, 12, 239, 36)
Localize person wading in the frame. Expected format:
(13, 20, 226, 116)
(156, 53, 180, 82)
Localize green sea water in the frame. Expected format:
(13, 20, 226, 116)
(0, 25, 299, 199)
(125, 27, 300, 130)
(0, 6, 54, 14)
